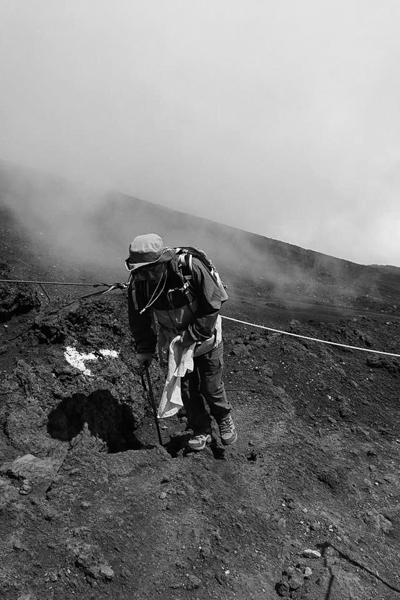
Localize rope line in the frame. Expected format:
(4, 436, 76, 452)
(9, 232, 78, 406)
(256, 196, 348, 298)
(2, 277, 399, 359)
(0, 278, 110, 287)
(222, 315, 400, 359)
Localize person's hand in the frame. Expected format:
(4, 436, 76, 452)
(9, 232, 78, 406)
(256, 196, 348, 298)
(137, 353, 153, 369)
(178, 330, 195, 348)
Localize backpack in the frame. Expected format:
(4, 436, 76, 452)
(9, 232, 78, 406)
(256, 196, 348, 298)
(174, 246, 228, 303)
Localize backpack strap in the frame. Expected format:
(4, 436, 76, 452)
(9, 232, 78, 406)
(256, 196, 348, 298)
(164, 251, 194, 302)
(174, 246, 228, 302)
(131, 284, 139, 311)
(130, 279, 151, 312)
(177, 251, 193, 281)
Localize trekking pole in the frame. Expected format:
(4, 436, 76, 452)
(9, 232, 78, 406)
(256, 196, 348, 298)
(141, 364, 163, 446)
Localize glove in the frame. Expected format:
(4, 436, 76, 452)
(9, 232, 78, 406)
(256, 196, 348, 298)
(137, 353, 154, 369)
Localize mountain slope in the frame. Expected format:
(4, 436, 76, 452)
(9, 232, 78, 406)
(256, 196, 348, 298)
(2, 159, 400, 324)
(1, 164, 400, 600)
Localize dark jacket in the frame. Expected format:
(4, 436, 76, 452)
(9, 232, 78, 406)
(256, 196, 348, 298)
(128, 254, 225, 355)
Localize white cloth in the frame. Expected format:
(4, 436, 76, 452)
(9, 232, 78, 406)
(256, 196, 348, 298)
(157, 315, 222, 366)
(157, 335, 196, 418)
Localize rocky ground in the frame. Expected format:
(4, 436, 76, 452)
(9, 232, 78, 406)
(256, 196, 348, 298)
(1, 201, 400, 599)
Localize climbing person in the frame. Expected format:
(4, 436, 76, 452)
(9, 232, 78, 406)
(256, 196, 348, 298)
(126, 232, 237, 451)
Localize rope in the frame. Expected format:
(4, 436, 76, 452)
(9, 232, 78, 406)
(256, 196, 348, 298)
(0, 278, 109, 287)
(0, 277, 127, 306)
(48, 282, 127, 313)
(2, 276, 399, 359)
(222, 315, 400, 359)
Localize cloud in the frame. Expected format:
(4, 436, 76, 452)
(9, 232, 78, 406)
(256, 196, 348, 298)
(1, 1, 400, 265)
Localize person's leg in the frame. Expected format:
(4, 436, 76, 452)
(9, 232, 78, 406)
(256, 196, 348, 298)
(181, 367, 212, 435)
(196, 342, 232, 421)
(197, 342, 237, 445)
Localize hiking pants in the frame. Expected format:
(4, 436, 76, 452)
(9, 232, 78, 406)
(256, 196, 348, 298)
(180, 342, 232, 435)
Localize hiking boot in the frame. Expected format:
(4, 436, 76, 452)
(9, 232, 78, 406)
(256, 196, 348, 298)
(219, 415, 237, 446)
(188, 433, 212, 452)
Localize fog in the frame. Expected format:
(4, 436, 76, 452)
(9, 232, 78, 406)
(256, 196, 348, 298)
(1, 159, 388, 318)
(1, 1, 400, 266)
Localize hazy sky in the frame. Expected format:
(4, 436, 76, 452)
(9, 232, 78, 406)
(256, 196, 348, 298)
(1, 1, 400, 266)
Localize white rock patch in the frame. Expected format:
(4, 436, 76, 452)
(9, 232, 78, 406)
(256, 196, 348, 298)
(99, 349, 119, 359)
(64, 346, 119, 376)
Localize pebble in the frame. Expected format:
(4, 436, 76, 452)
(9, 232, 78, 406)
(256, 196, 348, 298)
(199, 545, 212, 559)
(99, 565, 114, 580)
(276, 580, 290, 596)
(289, 576, 303, 590)
(19, 480, 32, 495)
(302, 549, 321, 559)
(187, 574, 202, 589)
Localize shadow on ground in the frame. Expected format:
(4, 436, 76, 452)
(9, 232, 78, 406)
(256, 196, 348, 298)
(47, 390, 144, 453)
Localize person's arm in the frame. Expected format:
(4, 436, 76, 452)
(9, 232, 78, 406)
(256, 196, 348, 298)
(128, 282, 158, 355)
(185, 258, 224, 341)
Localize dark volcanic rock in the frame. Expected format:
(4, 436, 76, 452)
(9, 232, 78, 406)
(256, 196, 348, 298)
(0, 282, 41, 322)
